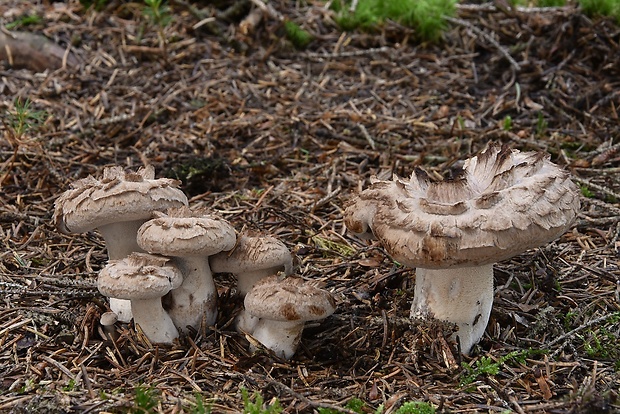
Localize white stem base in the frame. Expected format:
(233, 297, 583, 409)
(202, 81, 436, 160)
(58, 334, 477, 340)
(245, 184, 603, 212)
(132, 298, 179, 344)
(250, 319, 304, 359)
(410, 265, 494, 355)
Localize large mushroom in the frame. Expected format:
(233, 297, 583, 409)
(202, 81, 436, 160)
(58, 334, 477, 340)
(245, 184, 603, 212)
(243, 275, 336, 359)
(97, 252, 183, 344)
(137, 206, 236, 333)
(53, 165, 188, 322)
(209, 233, 293, 296)
(344, 143, 580, 354)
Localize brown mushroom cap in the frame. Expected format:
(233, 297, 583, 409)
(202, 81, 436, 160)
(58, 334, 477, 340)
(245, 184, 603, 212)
(98, 252, 183, 300)
(53, 165, 188, 234)
(244, 275, 336, 322)
(137, 206, 236, 257)
(210, 233, 293, 274)
(344, 143, 580, 269)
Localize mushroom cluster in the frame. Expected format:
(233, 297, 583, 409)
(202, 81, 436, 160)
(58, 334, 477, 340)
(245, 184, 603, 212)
(55, 166, 336, 354)
(208, 232, 337, 359)
(53, 165, 189, 322)
(344, 143, 580, 354)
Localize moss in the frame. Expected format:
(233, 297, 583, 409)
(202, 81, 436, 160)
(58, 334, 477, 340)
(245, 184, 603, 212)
(284, 21, 313, 49)
(332, 0, 457, 42)
(579, 0, 620, 22)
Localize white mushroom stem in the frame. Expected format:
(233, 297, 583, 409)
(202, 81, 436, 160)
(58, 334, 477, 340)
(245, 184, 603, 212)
(167, 257, 218, 332)
(249, 319, 304, 360)
(97, 221, 145, 260)
(131, 297, 179, 344)
(107, 299, 133, 324)
(237, 270, 277, 297)
(97, 221, 147, 323)
(410, 264, 494, 355)
(235, 311, 260, 334)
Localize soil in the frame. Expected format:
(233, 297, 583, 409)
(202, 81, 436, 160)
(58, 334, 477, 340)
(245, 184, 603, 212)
(0, 0, 619, 413)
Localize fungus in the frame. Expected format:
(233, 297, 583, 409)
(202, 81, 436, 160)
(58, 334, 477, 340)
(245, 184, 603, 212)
(137, 206, 236, 333)
(209, 233, 293, 296)
(243, 275, 336, 359)
(53, 165, 188, 322)
(97, 252, 183, 344)
(99, 311, 118, 342)
(344, 143, 580, 354)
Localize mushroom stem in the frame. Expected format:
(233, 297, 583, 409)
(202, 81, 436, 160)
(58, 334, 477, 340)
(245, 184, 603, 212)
(97, 221, 146, 260)
(410, 264, 494, 355)
(167, 257, 218, 333)
(97, 220, 148, 323)
(237, 270, 276, 296)
(131, 297, 179, 344)
(235, 310, 259, 334)
(250, 319, 304, 359)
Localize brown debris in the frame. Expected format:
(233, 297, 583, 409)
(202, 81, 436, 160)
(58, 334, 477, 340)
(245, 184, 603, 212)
(0, 0, 619, 412)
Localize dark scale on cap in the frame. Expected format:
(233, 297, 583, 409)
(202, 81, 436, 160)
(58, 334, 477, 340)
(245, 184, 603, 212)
(280, 303, 300, 321)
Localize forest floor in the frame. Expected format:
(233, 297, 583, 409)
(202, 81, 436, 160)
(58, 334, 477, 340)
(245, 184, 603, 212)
(0, 0, 619, 413)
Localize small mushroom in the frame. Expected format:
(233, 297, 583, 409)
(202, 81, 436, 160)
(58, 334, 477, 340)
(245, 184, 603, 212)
(53, 165, 188, 322)
(97, 252, 183, 344)
(344, 143, 580, 354)
(99, 311, 119, 342)
(243, 275, 336, 359)
(210, 233, 293, 296)
(137, 206, 236, 333)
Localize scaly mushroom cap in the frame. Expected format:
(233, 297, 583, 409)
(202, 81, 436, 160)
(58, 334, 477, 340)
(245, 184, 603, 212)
(209, 233, 293, 274)
(98, 252, 183, 300)
(244, 275, 336, 322)
(53, 165, 188, 234)
(344, 143, 580, 269)
(137, 206, 236, 257)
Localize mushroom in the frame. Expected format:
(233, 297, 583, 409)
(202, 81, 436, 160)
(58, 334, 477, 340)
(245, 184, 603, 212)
(53, 165, 188, 322)
(99, 311, 119, 342)
(209, 233, 293, 296)
(243, 275, 336, 359)
(136, 206, 236, 333)
(97, 252, 183, 344)
(344, 143, 580, 354)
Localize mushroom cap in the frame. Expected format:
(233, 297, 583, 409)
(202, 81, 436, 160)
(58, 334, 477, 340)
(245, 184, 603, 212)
(100, 311, 118, 327)
(244, 275, 336, 322)
(210, 233, 293, 274)
(344, 143, 580, 269)
(98, 252, 183, 300)
(137, 206, 237, 257)
(53, 165, 188, 234)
